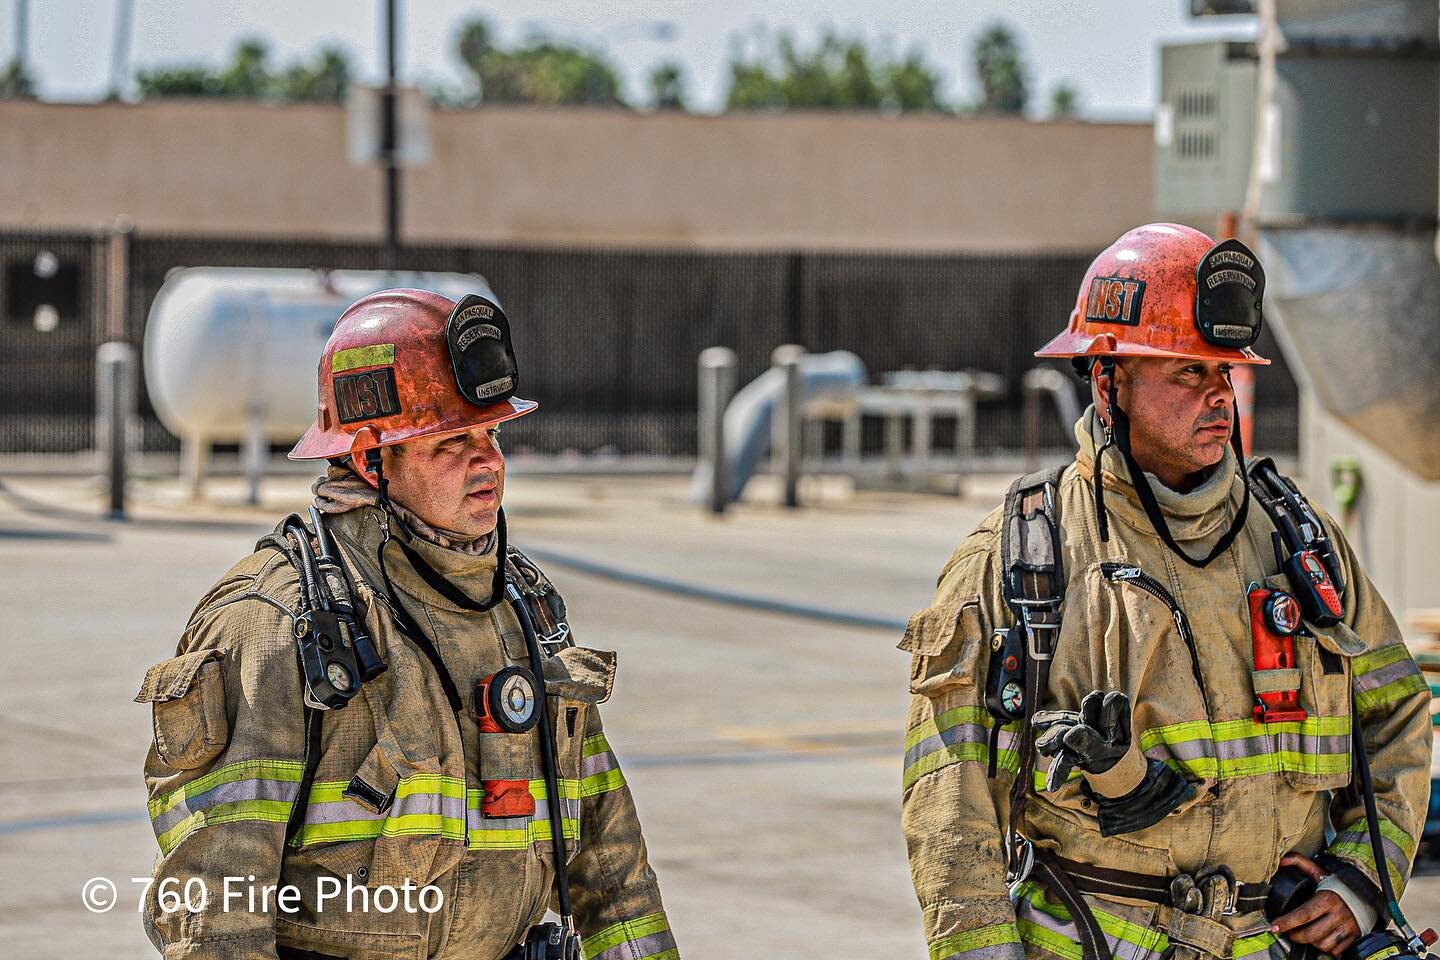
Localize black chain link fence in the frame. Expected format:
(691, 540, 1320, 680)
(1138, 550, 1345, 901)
(0, 231, 1300, 458)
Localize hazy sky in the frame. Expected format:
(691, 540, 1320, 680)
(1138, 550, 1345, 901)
(7, 0, 1257, 118)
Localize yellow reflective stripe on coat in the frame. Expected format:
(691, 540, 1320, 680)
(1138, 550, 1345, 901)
(1014, 880, 1171, 960)
(466, 779, 581, 850)
(1329, 816, 1417, 893)
(149, 758, 305, 855)
(904, 706, 1021, 790)
(583, 912, 678, 960)
(928, 923, 1025, 960)
(292, 774, 467, 846)
(580, 733, 627, 798)
(1014, 882, 1289, 960)
(1137, 715, 1352, 781)
(1353, 644, 1428, 713)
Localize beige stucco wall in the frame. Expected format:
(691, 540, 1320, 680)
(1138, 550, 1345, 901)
(0, 100, 1154, 251)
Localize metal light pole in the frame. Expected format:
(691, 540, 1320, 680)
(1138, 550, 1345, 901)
(15, 0, 28, 70)
(381, 0, 401, 272)
(109, 0, 134, 98)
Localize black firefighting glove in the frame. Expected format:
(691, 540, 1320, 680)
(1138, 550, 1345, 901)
(1033, 689, 1195, 837)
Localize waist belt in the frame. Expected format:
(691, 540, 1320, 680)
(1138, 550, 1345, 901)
(1055, 856, 1270, 916)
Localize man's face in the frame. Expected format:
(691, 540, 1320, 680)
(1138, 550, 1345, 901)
(378, 424, 505, 540)
(1096, 358, 1236, 487)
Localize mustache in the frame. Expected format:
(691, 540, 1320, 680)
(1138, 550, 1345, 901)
(1197, 411, 1232, 428)
(468, 471, 500, 493)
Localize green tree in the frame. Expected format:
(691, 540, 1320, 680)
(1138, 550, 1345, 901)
(885, 53, 946, 112)
(0, 58, 36, 98)
(135, 65, 216, 97)
(217, 38, 270, 97)
(1049, 81, 1080, 119)
(135, 39, 351, 102)
(724, 30, 947, 112)
(648, 61, 686, 110)
(276, 46, 350, 102)
(455, 17, 626, 106)
(973, 22, 1027, 114)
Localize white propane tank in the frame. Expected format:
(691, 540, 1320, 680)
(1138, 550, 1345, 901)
(144, 268, 494, 498)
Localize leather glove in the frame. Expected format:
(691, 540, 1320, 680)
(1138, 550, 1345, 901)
(1033, 690, 1133, 791)
(1033, 689, 1195, 837)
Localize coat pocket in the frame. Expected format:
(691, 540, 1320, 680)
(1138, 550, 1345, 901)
(532, 645, 618, 865)
(135, 649, 228, 770)
(1282, 628, 1356, 791)
(305, 736, 466, 892)
(900, 597, 984, 697)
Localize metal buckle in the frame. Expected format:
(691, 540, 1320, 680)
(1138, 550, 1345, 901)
(1007, 839, 1035, 902)
(1019, 610, 1061, 661)
(538, 620, 571, 652)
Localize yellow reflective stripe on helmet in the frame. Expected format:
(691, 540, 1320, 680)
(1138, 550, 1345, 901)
(584, 912, 679, 960)
(331, 343, 396, 373)
(149, 759, 306, 855)
(928, 923, 1025, 960)
(904, 705, 1020, 790)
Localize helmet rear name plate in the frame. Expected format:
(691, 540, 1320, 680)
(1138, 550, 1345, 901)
(1195, 238, 1265, 349)
(446, 294, 519, 408)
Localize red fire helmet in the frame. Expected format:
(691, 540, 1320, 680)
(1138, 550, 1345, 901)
(289, 288, 536, 462)
(1036, 222, 1271, 368)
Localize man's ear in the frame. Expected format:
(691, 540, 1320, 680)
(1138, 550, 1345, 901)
(350, 449, 382, 489)
(1091, 360, 1110, 419)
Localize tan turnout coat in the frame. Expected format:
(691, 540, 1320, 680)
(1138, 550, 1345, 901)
(138, 504, 676, 960)
(901, 412, 1431, 960)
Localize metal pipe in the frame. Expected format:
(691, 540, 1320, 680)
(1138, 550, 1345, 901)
(772, 344, 805, 508)
(109, 0, 134, 98)
(1022, 366, 1082, 471)
(15, 0, 28, 72)
(697, 347, 737, 514)
(381, 0, 401, 273)
(96, 342, 136, 519)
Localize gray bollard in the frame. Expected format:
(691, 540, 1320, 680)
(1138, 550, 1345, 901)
(96, 341, 137, 519)
(772, 344, 805, 509)
(1022, 366, 1081, 472)
(698, 347, 738, 514)
(242, 401, 268, 507)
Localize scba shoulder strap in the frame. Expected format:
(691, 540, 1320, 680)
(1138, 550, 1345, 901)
(505, 545, 575, 653)
(1245, 457, 1347, 626)
(257, 509, 386, 712)
(988, 464, 1067, 730)
(994, 465, 1115, 960)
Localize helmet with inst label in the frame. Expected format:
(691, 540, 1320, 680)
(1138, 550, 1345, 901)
(288, 288, 536, 462)
(1036, 222, 1270, 371)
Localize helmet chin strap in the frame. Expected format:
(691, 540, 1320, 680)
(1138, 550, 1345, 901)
(1095, 358, 1251, 568)
(361, 447, 508, 611)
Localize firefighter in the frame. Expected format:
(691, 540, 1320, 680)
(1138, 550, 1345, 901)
(137, 288, 678, 960)
(900, 224, 1431, 960)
